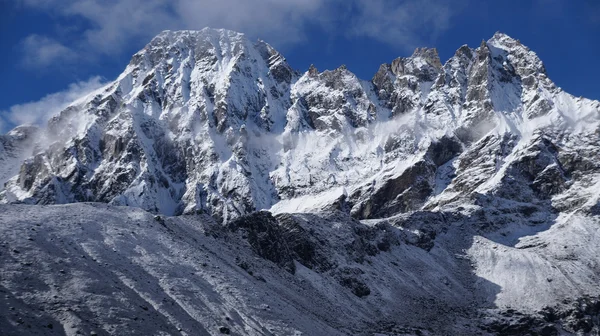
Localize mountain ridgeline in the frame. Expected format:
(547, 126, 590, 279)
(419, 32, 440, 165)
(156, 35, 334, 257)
(2, 29, 598, 223)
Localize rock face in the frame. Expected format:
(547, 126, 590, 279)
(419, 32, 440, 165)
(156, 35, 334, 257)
(0, 125, 39, 190)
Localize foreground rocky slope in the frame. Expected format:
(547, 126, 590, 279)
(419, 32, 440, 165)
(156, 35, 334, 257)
(1, 203, 599, 335)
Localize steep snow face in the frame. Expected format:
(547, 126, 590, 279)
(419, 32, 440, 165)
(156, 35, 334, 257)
(1, 30, 599, 223)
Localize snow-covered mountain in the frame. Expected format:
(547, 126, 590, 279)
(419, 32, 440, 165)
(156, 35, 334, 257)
(1, 29, 599, 223)
(1, 28, 600, 335)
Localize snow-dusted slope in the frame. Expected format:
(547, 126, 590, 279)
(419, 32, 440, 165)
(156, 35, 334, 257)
(1, 203, 599, 335)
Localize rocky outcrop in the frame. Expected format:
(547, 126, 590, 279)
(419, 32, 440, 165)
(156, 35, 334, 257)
(0, 125, 40, 189)
(483, 296, 600, 335)
(350, 160, 437, 219)
(228, 211, 297, 273)
(228, 211, 405, 298)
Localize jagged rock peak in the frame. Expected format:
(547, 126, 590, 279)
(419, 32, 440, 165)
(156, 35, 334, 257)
(2, 28, 599, 229)
(307, 64, 319, 77)
(145, 28, 247, 47)
(485, 31, 546, 75)
(385, 52, 442, 83)
(454, 44, 474, 59)
(127, 27, 292, 75)
(411, 47, 443, 69)
(488, 31, 521, 45)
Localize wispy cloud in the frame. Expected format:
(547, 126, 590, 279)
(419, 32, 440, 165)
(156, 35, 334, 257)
(63, 0, 175, 54)
(16, 0, 463, 57)
(0, 76, 106, 132)
(16, 0, 327, 54)
(173, 0, 327, 45)
(349, 0, 460, 50)
(20, 34, 77, 68)
(585, 1, 600, 25)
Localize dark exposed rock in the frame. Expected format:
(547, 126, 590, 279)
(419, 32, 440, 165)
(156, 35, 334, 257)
(483, 296, 600, 336)
(307, 64, 319, 77)
(335, 267, 371, 297)
(218, 326, 231, 334)
(275, 214, 334, 272)
(228, 211, 296, 273)
(351, 160, 436, 219)
(345, 222, 400, 261)
(425, 135, 463, 166)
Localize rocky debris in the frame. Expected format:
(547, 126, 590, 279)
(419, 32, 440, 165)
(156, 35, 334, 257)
(481, 313, 556, 336)
(228, 211, 296, 273)
(2, 200, 600, 335)
(335, 267, 371, 298)
(218, 326, 231, 334)
(482, 296, 600, 335)
(547, 296, 600, 334)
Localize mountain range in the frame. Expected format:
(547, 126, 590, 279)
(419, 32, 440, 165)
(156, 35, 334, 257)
(1, 28, 599, 335)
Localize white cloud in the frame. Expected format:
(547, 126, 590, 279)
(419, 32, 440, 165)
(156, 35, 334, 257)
(0, 77, 106, 130)
(16, 0, 464, 57)
(21, 34, 77, 68)
(349, 0, 459, 49)
(176, 0, 329, 44)
(17, 0, 328, 54)
(64, 0, 176, 53)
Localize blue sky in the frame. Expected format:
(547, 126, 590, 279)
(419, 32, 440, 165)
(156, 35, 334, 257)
(1, 0, 599, 133)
